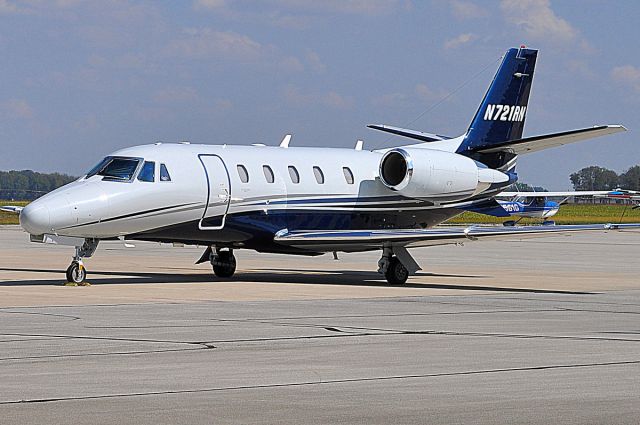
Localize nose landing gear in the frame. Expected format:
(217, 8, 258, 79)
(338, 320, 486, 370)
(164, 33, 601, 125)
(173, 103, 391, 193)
(66, 239, 99, 285)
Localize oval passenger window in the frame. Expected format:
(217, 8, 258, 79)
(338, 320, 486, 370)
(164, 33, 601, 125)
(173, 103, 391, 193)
(313, 166, 324, 184)
(288, 166, 300, 184)
(263, 165, 274, 183)
(237, 165, 249, 183)
(343, 167, 354, 184)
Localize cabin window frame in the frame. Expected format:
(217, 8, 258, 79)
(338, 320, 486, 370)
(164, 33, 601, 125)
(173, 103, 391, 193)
(312, 166, 325, 184)
(343, 166, 355, 185)
(288, 166, 300, 184)
(263, 165, 275, 184)
(237, 164, 250, 183)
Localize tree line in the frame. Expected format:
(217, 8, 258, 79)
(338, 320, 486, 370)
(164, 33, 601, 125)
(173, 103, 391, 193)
(1, 164, 639, 201)
(570, 165, 640, 191)
(0, 170, 76, 200)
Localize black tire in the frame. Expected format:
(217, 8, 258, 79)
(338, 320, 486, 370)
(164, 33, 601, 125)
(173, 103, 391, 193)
(211, 253, 236, 278)
(385, 257, 408, 285)
(66, 262, 86, 283)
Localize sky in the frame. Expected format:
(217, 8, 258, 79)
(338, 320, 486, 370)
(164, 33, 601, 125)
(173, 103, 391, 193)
(1, 0, 639, 189)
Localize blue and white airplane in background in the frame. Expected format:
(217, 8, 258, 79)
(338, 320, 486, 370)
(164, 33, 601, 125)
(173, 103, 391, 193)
(4, 47, 638, 285)
(471, 190, 640, 226)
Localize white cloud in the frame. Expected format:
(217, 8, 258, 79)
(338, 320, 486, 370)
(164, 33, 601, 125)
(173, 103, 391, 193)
(450, 0, 488, 20)
(193, 0, 225, 9)
(2, 99, 34, 119)
(415, 84, 447, 102)
(0, 0, 20, 14)
(274, 0, 405, 16)
(611, 65, 640, 92)
(153, 86, 199, 103)
(166, 28, 264, 61)
(305, 49, 326, 73)
(371, 84, 446, 107)
(283, 85, 353, 109)
(444, 33, 478, 50)
(500, 0, 577, 44)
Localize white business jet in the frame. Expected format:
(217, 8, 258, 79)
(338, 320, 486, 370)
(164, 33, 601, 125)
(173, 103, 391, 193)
(7, 47, 638, 284)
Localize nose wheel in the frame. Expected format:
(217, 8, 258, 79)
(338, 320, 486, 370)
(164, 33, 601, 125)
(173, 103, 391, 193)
(64, 239, 98, 285)
(66, 261, 87, 284)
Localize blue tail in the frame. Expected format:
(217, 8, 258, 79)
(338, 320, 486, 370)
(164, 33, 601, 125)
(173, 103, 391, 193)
(457, 47, 538, 154)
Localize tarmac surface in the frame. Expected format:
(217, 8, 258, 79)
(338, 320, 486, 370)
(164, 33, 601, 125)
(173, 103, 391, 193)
(1, 225, 639, 424)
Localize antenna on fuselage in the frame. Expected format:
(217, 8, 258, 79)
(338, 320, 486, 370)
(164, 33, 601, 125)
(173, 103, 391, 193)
(355, 140, 363, 151)
(280, 134, 291, 148)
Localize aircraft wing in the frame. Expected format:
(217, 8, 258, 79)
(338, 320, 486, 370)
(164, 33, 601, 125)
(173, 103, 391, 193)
(0, 206, 23, 214)
(274, 223, 640, 251)
(476, 125, 626, 155)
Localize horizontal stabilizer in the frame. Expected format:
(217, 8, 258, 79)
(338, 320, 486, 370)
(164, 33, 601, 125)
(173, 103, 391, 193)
(460, 200, 511, 218)
(367, 124, 449, 143)
(476, 125, 627, 155)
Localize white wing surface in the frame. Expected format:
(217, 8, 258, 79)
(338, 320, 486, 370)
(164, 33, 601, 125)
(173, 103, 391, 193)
(274, 224, 640, 251)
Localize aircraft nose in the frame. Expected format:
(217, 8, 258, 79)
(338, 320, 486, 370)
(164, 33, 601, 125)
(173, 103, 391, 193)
(20, 203, 51, 235)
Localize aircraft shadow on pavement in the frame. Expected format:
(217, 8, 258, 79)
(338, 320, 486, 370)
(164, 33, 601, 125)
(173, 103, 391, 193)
(0, 267, 591, 294)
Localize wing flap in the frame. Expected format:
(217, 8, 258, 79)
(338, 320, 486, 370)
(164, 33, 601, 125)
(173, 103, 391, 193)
(477, 125, 626, 155)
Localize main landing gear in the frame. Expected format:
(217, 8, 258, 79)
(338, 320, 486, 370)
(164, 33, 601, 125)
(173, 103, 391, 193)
(377, 246, 421, 285)
(66, 238, 99, 284)
(210, 247, 236, 278)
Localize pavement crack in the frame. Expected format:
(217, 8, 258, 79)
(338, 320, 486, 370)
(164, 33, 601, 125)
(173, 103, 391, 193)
(0, 333, 213, 349)
(3, 359, 639, 405)
(0, 347, 206, 362)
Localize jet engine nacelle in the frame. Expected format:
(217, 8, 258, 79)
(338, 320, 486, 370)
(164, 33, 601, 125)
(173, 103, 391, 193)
(378, 148, 508, 201)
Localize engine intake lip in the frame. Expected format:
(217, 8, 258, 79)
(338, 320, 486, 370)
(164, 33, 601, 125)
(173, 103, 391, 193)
(379, 148, 413, 191)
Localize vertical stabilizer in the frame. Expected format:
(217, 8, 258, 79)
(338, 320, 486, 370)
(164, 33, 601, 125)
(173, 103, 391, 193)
(457, 47, 537, 154)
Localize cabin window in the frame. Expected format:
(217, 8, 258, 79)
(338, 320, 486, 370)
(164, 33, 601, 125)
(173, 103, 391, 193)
(288, 166, 300, 184)
(237, 164, 249, 183)
(137, 161, 155, 182)
(160, 164, 171, 181)
(263, 165, 275, 183)
(313, 166, 324, 184)
(343, 167, 354, 184)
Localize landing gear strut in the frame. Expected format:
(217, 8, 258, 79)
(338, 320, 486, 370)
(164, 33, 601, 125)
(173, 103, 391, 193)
(210, 247, 236, 278)
(377, 246, 419, 285)
(66, 238, 99, 284)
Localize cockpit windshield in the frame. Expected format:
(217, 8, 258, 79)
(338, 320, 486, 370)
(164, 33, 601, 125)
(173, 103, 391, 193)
(86, 156, 142, 181)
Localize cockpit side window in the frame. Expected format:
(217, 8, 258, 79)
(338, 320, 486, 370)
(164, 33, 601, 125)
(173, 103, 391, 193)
(160, 164, 172, 181)
(92, 157, 141, 181)
(137, 161, 155, 182)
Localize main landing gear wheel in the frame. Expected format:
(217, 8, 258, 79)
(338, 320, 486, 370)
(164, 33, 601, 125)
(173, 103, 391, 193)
(385, 256, 409, 285)
(211, 249, 236, 278)
(66, 261, 86, 284)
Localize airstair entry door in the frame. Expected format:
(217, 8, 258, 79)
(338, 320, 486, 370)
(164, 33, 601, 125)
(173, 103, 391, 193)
(199, 154, 231, 230)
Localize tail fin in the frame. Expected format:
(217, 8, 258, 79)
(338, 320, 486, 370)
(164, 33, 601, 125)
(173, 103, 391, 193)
(457, 47, 538, 154)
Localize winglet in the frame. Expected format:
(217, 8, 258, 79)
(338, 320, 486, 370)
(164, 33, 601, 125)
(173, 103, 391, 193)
(355, 140, 363, 151)
(280, 134, 292, 148)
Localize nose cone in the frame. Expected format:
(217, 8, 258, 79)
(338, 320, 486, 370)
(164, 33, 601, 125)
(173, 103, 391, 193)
(20, 203, 51, 235)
